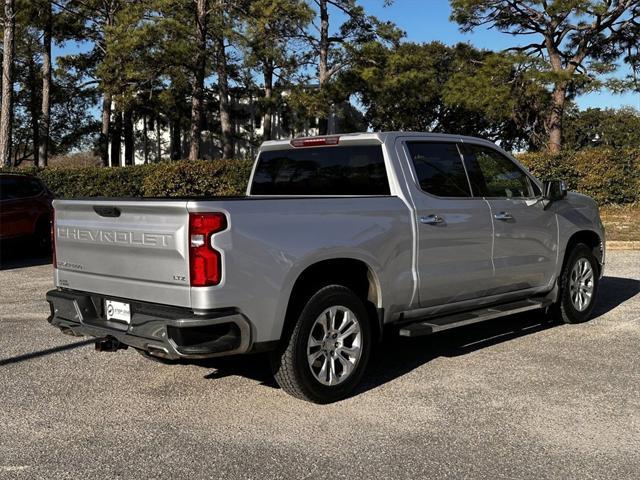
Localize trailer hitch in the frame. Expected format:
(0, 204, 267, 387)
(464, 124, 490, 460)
(95, 337, 128, 352)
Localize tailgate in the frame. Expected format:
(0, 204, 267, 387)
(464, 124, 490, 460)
(53, 199, 191, 307)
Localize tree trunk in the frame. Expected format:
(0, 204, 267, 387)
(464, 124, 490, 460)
(100, 92, 112, 166)
(547, 83, 567, 154)
(189, 0, 207, 161)
(123, 106, 134, 165)
(249, 91, 256, 151)
(216, 34, 233, 159)
(317, 0, 329, 135)
(38, 1, 52, 167)
(169, 121, 174, 159)
(99, 11, 115, 167)
(27, 41, 40, 167)
(156, 114, 162, 162)
(0, 0, 15, 167)
(318, 0, 329, 88)
(110, 108, 122, 166)
(262, 64, 273, 141)
(170, 117, 181, 160)
(142, 113, 149, 164)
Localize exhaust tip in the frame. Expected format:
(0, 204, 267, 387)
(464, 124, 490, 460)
(60, 326, 83, 337)
(146, 345, 171, 358)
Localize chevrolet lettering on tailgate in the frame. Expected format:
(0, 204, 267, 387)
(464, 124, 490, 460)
(57, 227, 173, 248)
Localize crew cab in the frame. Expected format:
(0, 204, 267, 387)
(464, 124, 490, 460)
(46, 133, 605, 403)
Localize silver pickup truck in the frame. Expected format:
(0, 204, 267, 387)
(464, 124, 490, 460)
(47, 132, 605, 403)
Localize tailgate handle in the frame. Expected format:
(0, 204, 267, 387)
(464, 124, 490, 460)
(93, 206, 121, 218)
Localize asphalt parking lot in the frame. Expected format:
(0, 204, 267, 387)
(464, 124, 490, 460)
(1, 248, 639, 479)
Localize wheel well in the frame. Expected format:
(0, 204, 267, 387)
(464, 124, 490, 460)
(563, 230, 603, 274)
(281, 259, 382, 344)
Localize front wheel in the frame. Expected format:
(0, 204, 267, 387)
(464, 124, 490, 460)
(549, 243, 600, 324)
(271, 285, 372, 403)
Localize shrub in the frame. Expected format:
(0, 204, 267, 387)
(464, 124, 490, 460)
(142, 159, 253, 197)
(0, 159, 253, 199)
(518, 148, 640, 204)
(1, 149, 637, 204)
(49, 153, 102, 168)
(39, 165, 150, 198)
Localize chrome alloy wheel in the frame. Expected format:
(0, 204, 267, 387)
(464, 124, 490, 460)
(307, 306, 363, 386)
(569, 258, 594, 312)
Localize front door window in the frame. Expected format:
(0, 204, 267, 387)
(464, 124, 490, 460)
(463, 145, 534, 199)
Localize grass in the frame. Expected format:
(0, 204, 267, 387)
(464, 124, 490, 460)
(600, 204, 640, 242)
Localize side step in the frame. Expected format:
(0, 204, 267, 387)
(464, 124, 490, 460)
(398, 298, 552, 337)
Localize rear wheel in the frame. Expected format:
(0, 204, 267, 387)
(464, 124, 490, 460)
(271, 285, 372, 403)
(549, 243, 599, 324)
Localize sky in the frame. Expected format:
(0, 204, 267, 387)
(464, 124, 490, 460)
(54, 0, 639, 111)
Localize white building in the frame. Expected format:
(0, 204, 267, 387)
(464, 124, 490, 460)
(108, 89, 363, 166)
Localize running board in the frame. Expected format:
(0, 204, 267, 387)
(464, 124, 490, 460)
(398, 298, 552, 337)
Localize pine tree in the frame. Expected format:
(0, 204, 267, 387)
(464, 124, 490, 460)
(243, 0, 313, 141)
(450, 0, 640, 153)
(0, 0, 15, 166)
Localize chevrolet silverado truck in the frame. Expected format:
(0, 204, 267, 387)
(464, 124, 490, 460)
(46, 132, 605, 403)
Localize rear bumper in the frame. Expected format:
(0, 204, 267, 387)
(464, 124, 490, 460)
(46, 289, 252, 360)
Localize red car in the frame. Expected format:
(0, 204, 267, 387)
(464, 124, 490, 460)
(0, 173, 53, 252)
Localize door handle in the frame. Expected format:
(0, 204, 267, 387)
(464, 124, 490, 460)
(494, 211, 513, 221)
(420, 214, 444, 225)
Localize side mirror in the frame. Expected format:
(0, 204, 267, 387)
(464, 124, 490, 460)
(543, 180, 568, 202)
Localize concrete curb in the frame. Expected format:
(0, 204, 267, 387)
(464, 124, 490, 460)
(606, 241, 640, 250)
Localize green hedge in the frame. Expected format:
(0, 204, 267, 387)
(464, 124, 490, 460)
(2, 148, 638, 204)
(517, 148, 640, 205)
(142, 159, 253, 197)
(1, 159, 253, 198)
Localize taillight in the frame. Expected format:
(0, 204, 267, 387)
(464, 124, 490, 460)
(51, 210, 56, 268)
(189, 212, 227, 287)
(290, 135, 340, 147)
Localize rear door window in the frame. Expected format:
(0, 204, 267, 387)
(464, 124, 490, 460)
(251, 145, 390, 195)
(406, 142, 471, 197)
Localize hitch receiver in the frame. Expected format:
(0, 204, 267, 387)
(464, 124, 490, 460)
(95, 337, 128, 352)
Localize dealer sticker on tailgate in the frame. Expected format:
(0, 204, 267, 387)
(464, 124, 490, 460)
(105, 300, 131, 323)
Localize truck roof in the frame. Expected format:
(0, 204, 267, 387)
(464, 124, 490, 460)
(260, 131, 499, 150)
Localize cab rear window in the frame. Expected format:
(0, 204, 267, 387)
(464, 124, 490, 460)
(251, 145, 390, 196)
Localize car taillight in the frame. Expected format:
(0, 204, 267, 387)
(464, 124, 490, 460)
(51, 211, 56, 268)
(290, 135, 340, 147)
(189, 212, 227, 287)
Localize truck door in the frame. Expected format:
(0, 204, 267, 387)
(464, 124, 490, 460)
(460, 143, 558, 292)
(400, 140, 495, 308)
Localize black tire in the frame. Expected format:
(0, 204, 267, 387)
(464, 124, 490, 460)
(549, 243, 599, 324)
(271, 285, 372, 403)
